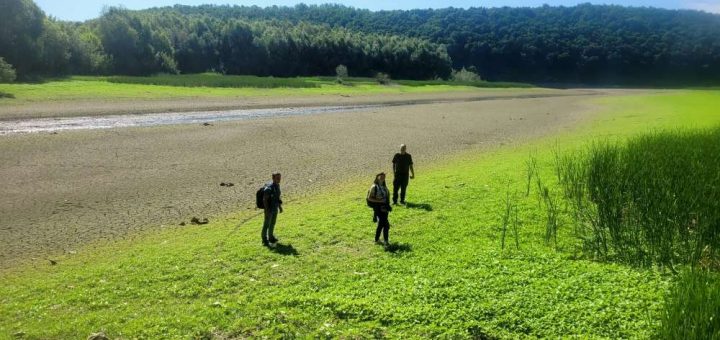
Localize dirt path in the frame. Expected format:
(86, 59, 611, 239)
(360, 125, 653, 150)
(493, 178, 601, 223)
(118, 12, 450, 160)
(0, 89, 634, 269)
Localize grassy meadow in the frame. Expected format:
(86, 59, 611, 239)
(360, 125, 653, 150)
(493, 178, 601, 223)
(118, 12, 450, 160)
(1, 90, 719, 338)
(0, 74, 532, 105)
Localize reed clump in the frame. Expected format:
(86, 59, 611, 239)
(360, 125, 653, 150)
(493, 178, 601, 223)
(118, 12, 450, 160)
(556, 128, 720, 270)
(657, 269, 720, 339)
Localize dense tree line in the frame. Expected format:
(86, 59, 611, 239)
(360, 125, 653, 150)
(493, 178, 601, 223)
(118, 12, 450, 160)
(0, 0, 451, 80)
(1, 0, 720, 84)
(0, 0, 107, 78)
(157, 3, 720, 84)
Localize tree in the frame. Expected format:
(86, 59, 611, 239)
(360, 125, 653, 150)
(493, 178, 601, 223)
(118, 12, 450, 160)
(0, 0, 46, 77)
(97, 8, 177, 75)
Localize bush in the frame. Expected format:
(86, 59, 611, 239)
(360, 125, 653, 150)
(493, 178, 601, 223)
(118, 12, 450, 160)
(375, 72, 391, 85)
(0, 57, 17, 83)
(451, 67, 482, 82)
(335, 64, 348, 84)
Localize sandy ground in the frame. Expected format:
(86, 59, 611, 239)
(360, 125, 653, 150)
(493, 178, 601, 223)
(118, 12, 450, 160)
(0, 89, 634, 269)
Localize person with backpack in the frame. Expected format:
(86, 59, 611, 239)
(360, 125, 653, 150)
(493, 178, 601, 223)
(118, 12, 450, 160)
(258, 172, 283, 246)
(392, 144, 415, 205)
(367, 172, 392, 245)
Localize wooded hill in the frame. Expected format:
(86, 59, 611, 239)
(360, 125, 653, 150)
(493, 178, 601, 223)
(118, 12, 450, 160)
(2, 0, 720, 84)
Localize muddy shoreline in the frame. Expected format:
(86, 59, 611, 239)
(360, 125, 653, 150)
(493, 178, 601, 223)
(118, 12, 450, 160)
(0, 88, 601, 121)
(0, 90, 636, 269)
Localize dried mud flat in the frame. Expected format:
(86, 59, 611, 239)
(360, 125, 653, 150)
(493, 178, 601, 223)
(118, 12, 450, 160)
(0, 89, 642, 269)
(0, 88, 589, 120)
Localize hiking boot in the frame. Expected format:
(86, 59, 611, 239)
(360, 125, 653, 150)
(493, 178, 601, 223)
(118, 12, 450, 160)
(262, 240, 269, 247)
(269, 237, 279, 243)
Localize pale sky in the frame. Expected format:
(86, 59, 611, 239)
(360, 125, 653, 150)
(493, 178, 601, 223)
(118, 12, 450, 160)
(35, 0, 720, 22)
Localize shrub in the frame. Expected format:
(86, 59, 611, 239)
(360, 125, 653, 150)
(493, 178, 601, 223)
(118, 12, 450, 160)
(451, 67, 482, 82)
(375, 72, 391, 85)
(335, 64, 348, 83)
(0, 57, 17, 83)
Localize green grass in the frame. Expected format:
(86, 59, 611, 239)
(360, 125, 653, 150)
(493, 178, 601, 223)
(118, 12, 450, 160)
(315, 76, 534, 88)
(1, 90, 719, 338)
(0, 74, 532, 105)
(107, 73, 320, 89)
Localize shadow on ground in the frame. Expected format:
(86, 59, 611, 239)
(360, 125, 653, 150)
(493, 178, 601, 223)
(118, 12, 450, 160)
(404, 202, 433, 211)
(384, 242, 412, 254)
(267, 243, 299, 256)
(0, 92, 15, 99)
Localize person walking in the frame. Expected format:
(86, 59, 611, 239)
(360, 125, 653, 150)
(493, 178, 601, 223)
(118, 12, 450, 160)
(392, 144, 415, 205)
(261, 172, 283, 246)
(367, 172, 392, 245)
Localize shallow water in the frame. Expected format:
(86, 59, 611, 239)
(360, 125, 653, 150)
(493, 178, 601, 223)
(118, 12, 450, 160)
(0, 105, 379, 135)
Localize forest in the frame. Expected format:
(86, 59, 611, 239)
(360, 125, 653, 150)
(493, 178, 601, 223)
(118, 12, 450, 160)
(1, 0, 720, 84)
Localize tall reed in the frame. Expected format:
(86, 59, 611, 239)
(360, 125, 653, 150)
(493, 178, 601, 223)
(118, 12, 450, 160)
(657, 269, 720, 339)
(556, 128, 720, 269)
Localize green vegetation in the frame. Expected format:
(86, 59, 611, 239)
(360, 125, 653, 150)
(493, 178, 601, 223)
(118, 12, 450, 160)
(107, 73, 320, 88)
(0, 76, 493, 104)
(0, 57, 16, 83)
(395, 79, 533, 88)
(103, 73, 533, 89)
(175, 3, 720, 84)
(658, 270, 720, 339)
(1, 91, 719, 338)
(3, 1, 720, 84)
(555, 129, 720, 269)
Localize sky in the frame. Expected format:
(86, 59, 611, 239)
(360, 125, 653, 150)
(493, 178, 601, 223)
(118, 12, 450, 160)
(35, 0, 720, 22)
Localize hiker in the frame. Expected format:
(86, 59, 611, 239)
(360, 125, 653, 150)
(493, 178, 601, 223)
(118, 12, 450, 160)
(392, 144, 415, 205)
(261, 172, 283, 246)
(367, 172, 392, 245)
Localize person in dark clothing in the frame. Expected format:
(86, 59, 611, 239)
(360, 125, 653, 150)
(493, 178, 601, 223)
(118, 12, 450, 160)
(392, 144, 415, 205)
(367, 172, 391, 245)
(262, 172, 283, 246)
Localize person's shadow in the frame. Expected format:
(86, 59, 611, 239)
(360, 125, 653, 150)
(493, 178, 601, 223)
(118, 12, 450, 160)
(267, 243, 299, 256)
(384, 242, 412, 254)
(404, 202, 433, 211)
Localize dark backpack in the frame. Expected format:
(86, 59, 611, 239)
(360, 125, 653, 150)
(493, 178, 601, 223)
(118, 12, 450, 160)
(256, 185, 267, 209)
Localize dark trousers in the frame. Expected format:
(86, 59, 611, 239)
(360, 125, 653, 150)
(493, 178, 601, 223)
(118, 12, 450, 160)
(374, 207, 390, 242)
(262, 208, 278, 242)
(393, 175, 409, 204)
